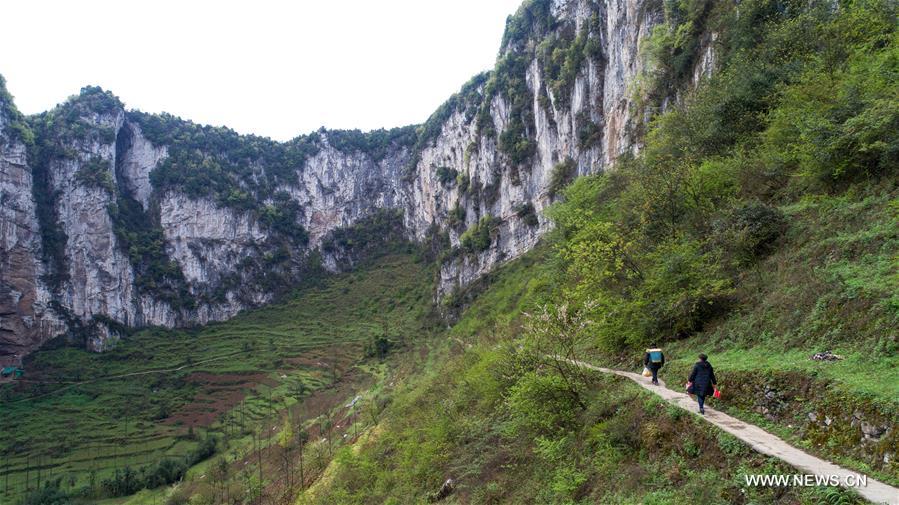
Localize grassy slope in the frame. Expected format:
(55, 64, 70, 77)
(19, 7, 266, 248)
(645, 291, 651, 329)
(299, 251, 868, 505)
(662, 184, 898, 401)
(0, 254, 434, 503)
(297, 135, 897, 505)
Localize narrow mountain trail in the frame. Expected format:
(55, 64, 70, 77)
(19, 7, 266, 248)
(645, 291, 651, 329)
(564, 357, 899, 505)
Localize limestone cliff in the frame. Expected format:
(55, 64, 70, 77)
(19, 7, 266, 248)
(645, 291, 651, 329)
(0, 0, 717, 361)
(0, 82, 65, 362)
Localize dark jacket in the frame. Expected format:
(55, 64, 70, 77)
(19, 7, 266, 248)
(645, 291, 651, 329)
(644, 348, 665, 369)
(688, 360, 717, 396)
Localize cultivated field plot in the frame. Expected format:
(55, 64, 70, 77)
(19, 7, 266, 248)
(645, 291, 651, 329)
(0, 254, 433, 502)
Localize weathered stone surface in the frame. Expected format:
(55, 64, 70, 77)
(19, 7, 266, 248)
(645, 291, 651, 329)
(0, 99, 65, 365)
(116, 122, 167, 210)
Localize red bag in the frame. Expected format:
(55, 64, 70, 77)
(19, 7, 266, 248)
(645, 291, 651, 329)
(713, 387, 722, 399)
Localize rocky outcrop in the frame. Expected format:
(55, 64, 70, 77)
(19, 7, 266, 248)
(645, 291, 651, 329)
(116, 122, 167, 210)
(1, 0, 719, 359)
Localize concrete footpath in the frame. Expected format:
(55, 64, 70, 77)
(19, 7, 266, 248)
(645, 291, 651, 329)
(565, 358, 899, 505)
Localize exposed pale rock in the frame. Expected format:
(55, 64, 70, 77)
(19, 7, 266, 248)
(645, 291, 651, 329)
(0, 108, 65, 364)
(116, 122, 167, 209)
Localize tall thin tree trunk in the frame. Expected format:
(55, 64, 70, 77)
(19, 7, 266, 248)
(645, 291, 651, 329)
(298, 442, 304, 490)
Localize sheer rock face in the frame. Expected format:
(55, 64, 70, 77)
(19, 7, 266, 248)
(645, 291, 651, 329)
(1, 0, 708, 360)
(49, 110, 133, 328)
(291, 140, 408, 249)
(117, 122, 167, 210)
(0, 100, 65, 363)
(411, 0, 663, 297)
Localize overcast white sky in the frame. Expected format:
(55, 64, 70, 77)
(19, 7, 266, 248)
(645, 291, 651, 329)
(1, 0, 523, 141)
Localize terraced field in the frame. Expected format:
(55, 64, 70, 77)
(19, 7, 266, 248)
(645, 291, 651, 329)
(0, 253, 435, 503)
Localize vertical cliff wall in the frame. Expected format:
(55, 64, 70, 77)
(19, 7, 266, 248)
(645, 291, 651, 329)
(0, 0, 715, 362)
(0, 84, 65, 362)
(406, 0, 662, 296)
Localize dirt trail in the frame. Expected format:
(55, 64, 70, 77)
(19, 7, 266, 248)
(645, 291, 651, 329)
(565, 358, 899, 505)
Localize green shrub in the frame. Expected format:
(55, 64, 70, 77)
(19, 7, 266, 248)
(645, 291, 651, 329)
(538, 21, 598, 106)
(257, 192, 309, 246)
(765, 39, 899, 185)
(504, 371, 580, 436)
(638, 238, 734, 339)
(457, 172, 471, 193)
(365, 334, 393, 359)
(19, 485, 72, 505)
(459, 215, 501, 253)
(576, 112, 601, 148)
(74, 157, 115, 194)
(448, 204, 466, 229)
(435, 166, 459, 186)
(548, 158, 577, 196)
(500, 0, 556, 52)
(515, 202, 540, 227)
(0, 74, 35, 146)
(498, 117, 536, 165)
(717, 202, 786, 265)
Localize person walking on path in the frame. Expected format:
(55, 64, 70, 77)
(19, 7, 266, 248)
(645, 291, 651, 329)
(643, 344, 665, 385)
(688, 353, 717, 414)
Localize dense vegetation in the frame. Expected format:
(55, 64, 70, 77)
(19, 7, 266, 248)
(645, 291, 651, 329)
(299, 249, 870, 505)
(135, 115, 416, 212)
(0, 75, 34, 146)
(320, 209, 411, 271)
(324, 126, 417, 162)
(458, 215, 502, 254)
(550, 0, 896, 351)
(405, 72, 489, 174)
(108, 194, 194, 309)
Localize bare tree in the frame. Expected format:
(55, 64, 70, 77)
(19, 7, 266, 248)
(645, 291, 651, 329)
(212, 456, 229, 504)
(277, 418, 294, 497)
(253, 428, 264, 504)
(296, 429, 309, 490)
(320, 414, 333, 457)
